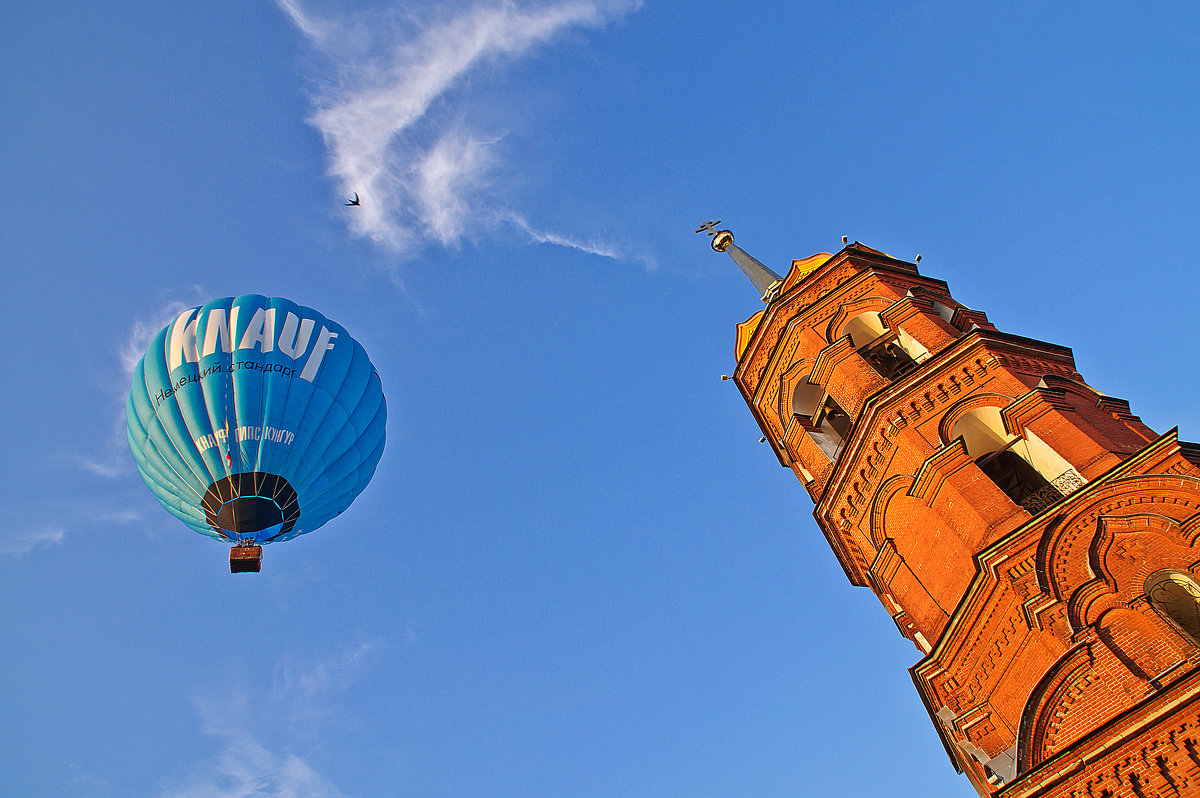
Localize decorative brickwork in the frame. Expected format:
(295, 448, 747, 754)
(730, 242, 1200, 796)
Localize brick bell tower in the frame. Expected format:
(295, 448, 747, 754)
(702, 223, 1200, 797)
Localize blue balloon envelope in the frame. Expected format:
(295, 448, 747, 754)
(126, 295, 385, 547)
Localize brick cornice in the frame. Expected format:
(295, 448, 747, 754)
(1001, 390, 1064, 438)
(735, 269, 957, 470)
(870, 537, 903, 583)
(911, 439, 974, 502)
(809, 335, 857, 387)
(910, 432, 1193, 677)
(879, 294, 928, 330)
(965, 430, 1185, 586)
(1001, 665, 1200, 797)
(905, 438, 1199, 761)
(817, 329, 1078, 520)
(735, 261, 955, 402)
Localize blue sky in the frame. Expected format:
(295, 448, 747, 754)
(3, 2, 1198, 796)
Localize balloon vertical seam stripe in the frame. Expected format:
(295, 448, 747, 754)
(299, 346, 381, 488)
(271, 357, 332, 496)
(127, 417, 209, 525)
(145, 323, 220, 501)
(195, 305, 230, 487)
(288, 331, 363, 491)
(255, 300, 294, 476)
(288, 378, 373, 493)
(126, 295, 386, 548)
(132, 354, 204, 502)
(260, 300, 353, 499)
(147, 370, 210, 495)
(256, 311, 296, 480)
(145, 326, 213, 502)
(143, 383, 210, 503)
(235, 296, 267, 480)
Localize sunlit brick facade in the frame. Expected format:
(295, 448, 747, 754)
(726, 238, 1200, 796)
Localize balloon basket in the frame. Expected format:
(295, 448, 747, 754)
(229, 544, 262, 573)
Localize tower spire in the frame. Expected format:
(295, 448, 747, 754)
(695, 221, 783, 303)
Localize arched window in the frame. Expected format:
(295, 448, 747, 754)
(792, 378, 851, 461)
(1146, 570, 1200, 644)
(951, 408, 1083, 514)
(844, 311, 923, 379)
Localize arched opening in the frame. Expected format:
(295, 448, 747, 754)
(792, 380, 823, 418)
(1146, 570, 1200, 644)
(792, 377, 851, 461)
(843, 311, 923, 379)
(977, 451, 1053, 507)
(844, 311, 888, 348)
(951, 408, 1082, 514)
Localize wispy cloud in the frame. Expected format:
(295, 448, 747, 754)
(500, 208, 655, 268)
(57, 291, 208, 480)
(120, 291, 207, 377)
(279, 0, 643, 263)
(0, 525, 65, 556)
(162, 640, 386, 798)
(96, 508, 144, 525)
(53, 452, 129, 479)
(160, 734, 342, 798)
(272, 640, 383, 696)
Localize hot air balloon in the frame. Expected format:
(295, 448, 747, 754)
(126, 295, 385, 572)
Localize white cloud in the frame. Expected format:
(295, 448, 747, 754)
(97, 508, 144, 524)
(0, 525, 65, 556)
(59, 290, 209, 480)
(55, 452, 129, 479)
(272, 639, 383, 700)
(161, 734, 342, 798)
(506, 214, 621, 259)
(120, 292, 206, 377)
(279, 0, 643, 262)
(270, 639, 385, 730)
(415, 125, 499, 246)
(162, 641, 386, 798)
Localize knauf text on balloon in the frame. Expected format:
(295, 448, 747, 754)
(166, 305, 338, 381)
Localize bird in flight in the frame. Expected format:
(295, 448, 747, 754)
(345, 193, 361, 206)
